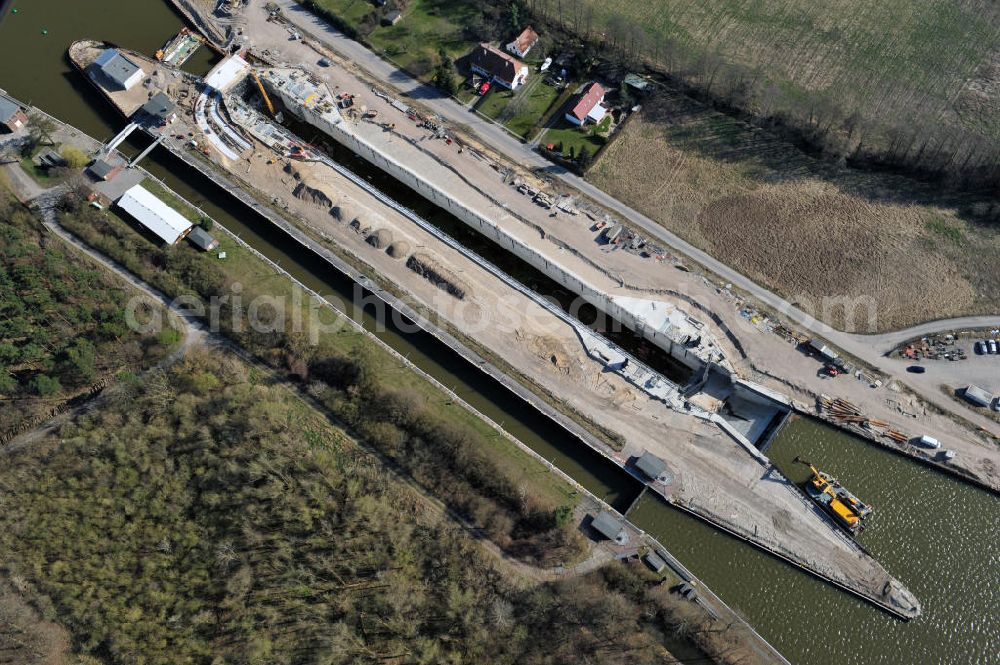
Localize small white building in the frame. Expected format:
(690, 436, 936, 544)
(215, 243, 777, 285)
(94, 48, 144, 91)
(117, 184, 194, 245)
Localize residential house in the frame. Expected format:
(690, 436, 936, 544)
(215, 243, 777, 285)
(506, 26, 539, 59)
(565, 82, 606, 126)
(468, 43, 528, 90)
(0, 93, 28, 133)
(94, 48, 144, 91)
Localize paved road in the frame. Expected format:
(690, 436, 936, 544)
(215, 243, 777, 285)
(265, 1, 1000, 434)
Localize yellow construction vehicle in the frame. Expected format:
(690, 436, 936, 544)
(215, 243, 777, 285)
(795, 457, 872, 534)
(251, 70, 276, 118)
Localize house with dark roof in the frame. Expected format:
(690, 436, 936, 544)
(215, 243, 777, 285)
(139, 92, 177, 126)
(87, 158, 122, 182)
(0, 93, 28, 133)
(590, 510, 629, 544)
(187, 226, 219, 252)
(565, 82, 606, 126)
(634, 450, 667, 481)
(94, 48, 144, 91)
(506, 26, 540, 59)
(468, 43, 529, 90)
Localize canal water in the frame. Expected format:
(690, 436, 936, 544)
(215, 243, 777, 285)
(633, 416, 1000, 664)
(2, 3, 999, 664)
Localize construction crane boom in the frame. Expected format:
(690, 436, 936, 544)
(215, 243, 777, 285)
(252, 70, 276, 118)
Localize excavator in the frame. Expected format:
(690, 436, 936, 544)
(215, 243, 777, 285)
(794, 457, 872, 534)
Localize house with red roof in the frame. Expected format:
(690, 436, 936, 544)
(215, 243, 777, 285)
(506, 26, 540, 59)
(565, 82, 607, 126)
(468, 43, 529, 90)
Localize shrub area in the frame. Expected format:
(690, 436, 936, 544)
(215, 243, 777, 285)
(0, 199, 174, 437)
(58, 197, 582, 565)
(0, 352, 707, 664)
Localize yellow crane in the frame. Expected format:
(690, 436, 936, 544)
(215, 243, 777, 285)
(251, 69, 276, 118)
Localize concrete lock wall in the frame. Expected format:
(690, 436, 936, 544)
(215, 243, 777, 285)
(327, 123, 709, 374)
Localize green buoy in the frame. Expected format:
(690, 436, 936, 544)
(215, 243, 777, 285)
(41, 29, 48, 35)
(12, 8, 18, 14)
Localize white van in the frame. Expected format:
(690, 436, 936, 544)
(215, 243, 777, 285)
(916, 435, 941, 449)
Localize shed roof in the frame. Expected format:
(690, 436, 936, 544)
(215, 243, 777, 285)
(635, 451, 667, 480)
(624, 73, 650, 91)
(95, 48, 142, 88)
(0, 94, 21, 123)
(186, 226, 218, 251)
(469, 43, 525, 85)
(568, 82, 605, 122)
(643, 551, 667, 572)
(591, 510, 626, 541)
(117, 184, 193, 245)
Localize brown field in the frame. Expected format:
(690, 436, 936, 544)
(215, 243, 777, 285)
(532, 0, 1000, 175)
(590, 93, 1000, 331)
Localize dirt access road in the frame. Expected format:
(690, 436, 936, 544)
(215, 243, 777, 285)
(263, 0, 1000, 433)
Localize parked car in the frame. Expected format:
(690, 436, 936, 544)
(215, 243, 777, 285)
(975, 341, 987, 354)
(907, 365, 926, 374)
(990, 340, 999, 354)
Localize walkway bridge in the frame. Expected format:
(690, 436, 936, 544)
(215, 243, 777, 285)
(103, 122, 139, 155)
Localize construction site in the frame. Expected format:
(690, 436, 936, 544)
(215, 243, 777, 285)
(62, 0, 1000, 622)
(64, 29, 938, 622)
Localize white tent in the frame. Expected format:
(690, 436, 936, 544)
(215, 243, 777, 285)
(117, 184, 193, 245)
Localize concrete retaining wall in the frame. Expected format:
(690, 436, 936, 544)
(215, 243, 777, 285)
(325, 121, 711, 374)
